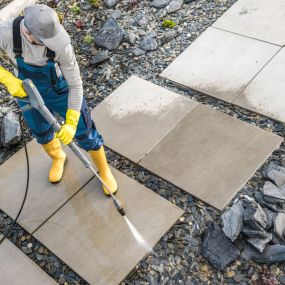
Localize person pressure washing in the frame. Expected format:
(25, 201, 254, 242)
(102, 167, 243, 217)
(0, 4, 118, 196)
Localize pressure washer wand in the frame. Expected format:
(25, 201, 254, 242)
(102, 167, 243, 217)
(22, 79, 125, 216)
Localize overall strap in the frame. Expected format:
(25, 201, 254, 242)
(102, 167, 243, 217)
(13, 16, 24, 57)
(46, 48, 56, 61)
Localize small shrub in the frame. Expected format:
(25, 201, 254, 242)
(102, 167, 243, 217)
(83, 34, 94, 44)
(162, 19, 176, 28)
(88, 0, 102, 8)
(71, 5, 81, 14)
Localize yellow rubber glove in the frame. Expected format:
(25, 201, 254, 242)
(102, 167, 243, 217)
(0, 66, 27, 98)
(56, 109, 80, 145)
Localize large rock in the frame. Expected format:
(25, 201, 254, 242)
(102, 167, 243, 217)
(242, 244, 285, 264)
(255, 191, 283, 212)
(0, 111, 21, 147)
(263, 208, 276, 229)
(94, 18, 124, 50)
(105, 0, 116, 8)
(139, 33, 158, 51)
(265, 164, 285, 188)
(243, 201, 267, 229)
(160, 30, 177, 44)
(263, 181, 285, 203)
(242, 225, 270, 239)
(201, 222, 240, 271)
(221, 201, 244, 241)
(90, 51, 109, 66)
(274, 213, 285, 239)
(247, 233, 272, 253)
(166, 0, 183, 13)
(150, 0, 171, 8)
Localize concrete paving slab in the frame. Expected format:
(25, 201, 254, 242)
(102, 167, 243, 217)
(233, 48, 285, 123)
(92, 75, 198, 162)
(0, 139, 93, 233)
(34, 167, 184, 285)
(0, 0, 37, 21)
(0, 236, 56, 285)
(160, 27, 280, 103)
(140, 104, 283, 210)
(212, 0, 285, 46)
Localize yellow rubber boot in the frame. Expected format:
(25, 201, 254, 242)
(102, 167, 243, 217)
(89, 146, 118, 196)
(42, 137, 67, 183)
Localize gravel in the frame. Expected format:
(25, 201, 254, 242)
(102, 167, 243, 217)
(1, 0, 285, 284)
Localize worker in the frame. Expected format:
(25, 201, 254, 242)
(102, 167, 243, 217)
(0, 4, 117, 195)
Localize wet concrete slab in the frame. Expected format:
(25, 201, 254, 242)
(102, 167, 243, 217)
(0, 235, 56, 285)
(92, 75, 198, 162)
(213, 0, 285, 46)
(34, 167, 184, 285)
(140, 104, 283, 210)
(233, 48, 285, 124)
(160, 27, 280, 103)
(0, 139, 93, 233)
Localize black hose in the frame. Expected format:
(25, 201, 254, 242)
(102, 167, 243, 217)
(0, 113, 30, 245)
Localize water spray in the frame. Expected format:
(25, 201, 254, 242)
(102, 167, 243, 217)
(22, 79, 126, 216)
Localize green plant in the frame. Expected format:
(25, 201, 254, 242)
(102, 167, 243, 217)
(83, 34, 94, 44)
(71, 5, 81, 14)
(88, 0, 102, 8)
(162, 19, 176, 28)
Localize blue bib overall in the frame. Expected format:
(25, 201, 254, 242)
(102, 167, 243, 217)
(13, 17, 103, 151)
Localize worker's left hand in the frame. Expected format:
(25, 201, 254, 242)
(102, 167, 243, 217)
(56, 109, 80, 145)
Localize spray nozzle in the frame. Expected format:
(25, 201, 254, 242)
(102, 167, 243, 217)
(113, 198, 126, 216)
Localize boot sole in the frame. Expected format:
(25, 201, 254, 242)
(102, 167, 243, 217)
(50, 156, 68, 184)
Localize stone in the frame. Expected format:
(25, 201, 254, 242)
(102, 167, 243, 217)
(132, 48, 146, 56)
(0, 237, 56, 284)
(166, 0, 183, 13)
(124, 32, 138, 45)
(242, 244, 285, 264)
(136, 15, 149, 27)
(90, 51, 109, 66)
(140, 104, 282, 210)
(241, 225, 270, 239)
(34, 167, 184, 285)
(139, 33, 158, 51)
(150, 0, 171, 8)
(94, 18, 124, 50)
(160, 27, 280, 103)
(274, 213, 285, 239)
(201, 221, 240, 271)
(262, 181, 285, 202)
(247, 233, 272, 253)
(243, 201, 267, 229)
(1, 111, 21, 147)
(160, 31, 177, 44)
(255, 191, 283, 212)
(110, 9, 122, 19)
(265, 164, 285, 188)
(221, 201, 244, 241)
(264, 208, 276, 229)
(280, 275, 285, 284)
(104, 0, 116, 8)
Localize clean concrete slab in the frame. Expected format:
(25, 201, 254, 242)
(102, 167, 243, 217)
(233, 48, 285, 123)
(0, 236, 56, 285)
(140, 104, 283, 210)
(0, 0, 37, 21)
(34, 167, 184, 285)
(213, 0, 285, 46)
(0, 139, 93, 233)
(160, 27, 280, 103)
(92, 75, 198, 162)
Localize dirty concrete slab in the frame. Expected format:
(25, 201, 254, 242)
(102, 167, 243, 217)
(233, 48, 285, 124)
(140, 104, 283, 210)
(212, 0, 285, 46)
(0, 139, 93, 233)
(0, 235, 56, 285)
(0, 0, 37, 21)
(160, 27, 280, 103)
(92, 75, 198, 162)
(34, 167, 184, 285)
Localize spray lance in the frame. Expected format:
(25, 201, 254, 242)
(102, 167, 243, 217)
(21, 79, 126, 216)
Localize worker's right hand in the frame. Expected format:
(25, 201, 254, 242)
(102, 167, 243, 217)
(0, 66, 27, 98)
